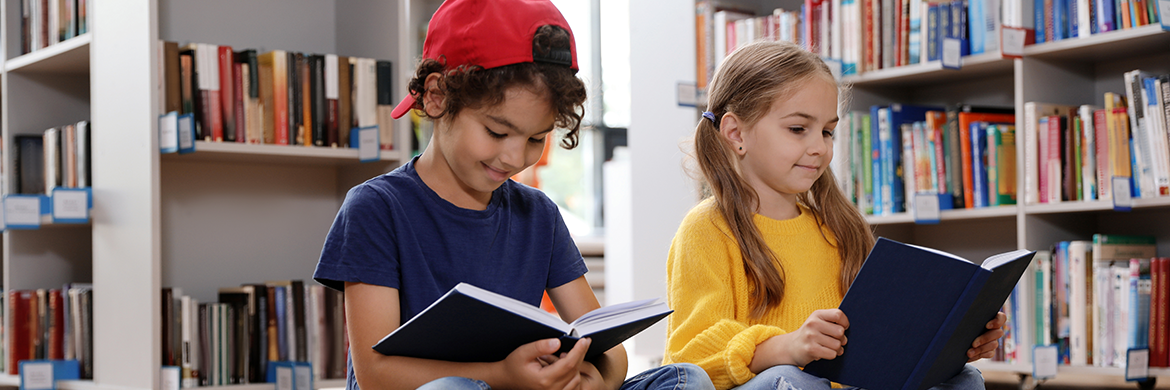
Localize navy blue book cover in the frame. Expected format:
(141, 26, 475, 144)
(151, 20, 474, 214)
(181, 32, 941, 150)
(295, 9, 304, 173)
(373, 283, 671, 363)
(803, 238, 1035, 390)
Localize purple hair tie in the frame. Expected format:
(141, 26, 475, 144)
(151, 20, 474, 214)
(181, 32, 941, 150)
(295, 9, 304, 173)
(702, 111, 718, 126)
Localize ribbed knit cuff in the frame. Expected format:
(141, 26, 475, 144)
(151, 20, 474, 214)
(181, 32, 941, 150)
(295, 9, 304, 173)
(724, 325, 788, 386)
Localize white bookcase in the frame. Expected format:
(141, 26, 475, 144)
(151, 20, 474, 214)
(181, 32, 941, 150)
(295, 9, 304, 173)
(686, 0, 1170, 388)
(0, 0, 439, 388)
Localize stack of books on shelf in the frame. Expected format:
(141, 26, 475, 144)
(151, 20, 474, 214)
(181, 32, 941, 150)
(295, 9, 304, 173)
(833, 104, 1017, 216)
(158, 41, 395, 152)
(1024, 70, 1170, 205)
(20, 0, 92, 55)
(993, 235, 1169, 368)
(13, 121, 92, 195)
(161, 281, 346, 387)
(697, 0, 1169, 87)
(5, 285, 94, 378)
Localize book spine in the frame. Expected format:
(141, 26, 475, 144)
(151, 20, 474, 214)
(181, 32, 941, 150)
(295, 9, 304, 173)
(960, 115, 975, 207)
(218, 45, 236, 142)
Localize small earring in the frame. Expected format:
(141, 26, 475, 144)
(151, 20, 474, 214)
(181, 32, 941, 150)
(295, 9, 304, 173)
(738, 147, 743, 150)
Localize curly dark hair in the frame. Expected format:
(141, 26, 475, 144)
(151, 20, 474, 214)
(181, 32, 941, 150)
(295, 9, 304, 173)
(405, 25, 587, 149)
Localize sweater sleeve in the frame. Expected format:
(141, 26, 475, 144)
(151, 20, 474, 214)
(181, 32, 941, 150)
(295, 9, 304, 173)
(663, 209, 790, 389)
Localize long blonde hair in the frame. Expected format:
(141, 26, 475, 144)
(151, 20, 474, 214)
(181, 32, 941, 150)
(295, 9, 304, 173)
(695, 41, 874, 318)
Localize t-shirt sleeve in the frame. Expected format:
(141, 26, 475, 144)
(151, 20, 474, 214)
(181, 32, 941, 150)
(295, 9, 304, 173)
(313, 184, 401, 292)
(546, 202, 588, 289)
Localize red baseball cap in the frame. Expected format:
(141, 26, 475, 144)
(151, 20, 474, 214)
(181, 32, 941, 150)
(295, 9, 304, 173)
(390, 0, 579, 119)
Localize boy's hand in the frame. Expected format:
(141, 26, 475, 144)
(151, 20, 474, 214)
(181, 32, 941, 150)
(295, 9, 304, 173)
(968, 311, 1006, 362)
(499, 337, 590, 390)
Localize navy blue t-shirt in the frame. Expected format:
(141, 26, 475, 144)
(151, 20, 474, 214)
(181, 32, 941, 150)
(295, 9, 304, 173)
(313, 156, 588, 389)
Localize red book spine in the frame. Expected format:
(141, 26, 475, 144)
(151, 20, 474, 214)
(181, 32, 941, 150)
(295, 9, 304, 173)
(218, 46, 236, 142)
(1155, 258, 1169, 367)
(234, 62, 246, 143)
(1094, 109, 1110, 199)
(1046, 115, 1062, 203)
(866, 0, 877, 70)
(934, 124, 947, 194)
(10, 291, 31, 374)
(49, 289, 64, 360)
(893, 0, 902, 66)
(327, 100, 339, 147)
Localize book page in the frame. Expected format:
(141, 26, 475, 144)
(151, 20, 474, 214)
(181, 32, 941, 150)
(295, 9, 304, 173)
(454, 283, 571, 333)
(570, 299, 672, 337)
(905, 242, 971, 263)
(981, 249, 1034, 270)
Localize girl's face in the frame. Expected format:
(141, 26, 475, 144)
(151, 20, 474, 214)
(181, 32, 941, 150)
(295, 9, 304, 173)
(434, 85, 555, 200)
(736, 77, 838, 203)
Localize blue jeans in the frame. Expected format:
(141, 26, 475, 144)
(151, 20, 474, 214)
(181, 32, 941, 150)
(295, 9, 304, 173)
(416, 363, 715, 390)
(732, 364, 984, 390)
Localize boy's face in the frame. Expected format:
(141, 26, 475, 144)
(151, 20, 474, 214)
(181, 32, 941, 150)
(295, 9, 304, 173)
(739, 77, 838, 202)
(436, 85, 556, 197)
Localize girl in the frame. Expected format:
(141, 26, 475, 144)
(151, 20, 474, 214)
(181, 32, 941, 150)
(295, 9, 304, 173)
(662, 40, 1005, 390)
(314, 0, 711, 389)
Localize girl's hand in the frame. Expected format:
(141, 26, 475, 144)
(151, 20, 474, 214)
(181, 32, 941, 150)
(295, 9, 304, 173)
(498, 338, 590, 390)
(968, 311, 1006, 362)
(752, 309, 849, 371)
(785, 309, 850, 367)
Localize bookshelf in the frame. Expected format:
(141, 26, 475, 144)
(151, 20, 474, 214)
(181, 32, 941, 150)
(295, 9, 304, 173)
(0, 0, 433, 388)
(694, 0, 1170, 387)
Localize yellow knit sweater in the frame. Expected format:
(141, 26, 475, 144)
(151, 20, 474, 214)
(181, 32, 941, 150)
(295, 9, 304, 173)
(662, 198, 844, 390)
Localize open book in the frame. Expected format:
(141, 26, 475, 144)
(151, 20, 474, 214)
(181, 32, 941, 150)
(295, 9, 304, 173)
(803, 237, 1036, 390)
(373, 282, 672, 362)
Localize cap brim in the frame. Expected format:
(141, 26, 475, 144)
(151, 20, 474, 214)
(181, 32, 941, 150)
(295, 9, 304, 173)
(390, 95, 417, 119)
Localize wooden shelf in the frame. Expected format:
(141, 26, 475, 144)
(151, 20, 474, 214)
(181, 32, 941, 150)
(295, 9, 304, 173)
(841, 52, 1014, 88)
(1023, 25, 1170, 63)
(0, 374, 19, 386)
(5, 34, 92, 74)
(161, 141, 404, 166)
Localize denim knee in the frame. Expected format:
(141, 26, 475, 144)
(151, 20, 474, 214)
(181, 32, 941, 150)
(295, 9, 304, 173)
(929, 364, 985, 390)
(734, 365, 833, 390)
(416, 376, 490, 390)
(621, 363, 716, 390)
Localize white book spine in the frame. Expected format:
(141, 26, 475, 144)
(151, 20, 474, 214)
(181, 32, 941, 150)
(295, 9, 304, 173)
(833, 0, 844, 61)
(1068, 241, 1089, 365)
(1079, 106, 1098, 200)
(44, 127, 60, 195)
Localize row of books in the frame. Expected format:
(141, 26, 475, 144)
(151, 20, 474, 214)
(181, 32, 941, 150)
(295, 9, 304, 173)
(1024, 70, 1170, 204)
(1036, 0, 1163, 43)
(158, 41, 395, 151)
(20, 0, 91, 55)
(697, 0, 1004, 84)
(5, 285, 93, 377)
(832, 104, 1018, 216)
(160, 281, 346, 388)
(696, 0, 1170, 88)
(13, 121, 91, 196)
(994, 235, 1170, 367)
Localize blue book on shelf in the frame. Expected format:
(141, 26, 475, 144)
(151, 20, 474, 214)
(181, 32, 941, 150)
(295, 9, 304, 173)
(928, 4, 941, 61)
(887, 104, 946, 214)
(1053, 0, 1066, 40)
(1036, 0, 1047, 42)
(803, 238, 1036, 390)
(1070, 0, 1079, 37)
(275, 285, 288, 361)
(971, 121, 989, 208)
(872, 105, 885, 215)
(969, 0, 987, 53)
(949, 0, 970, 55)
